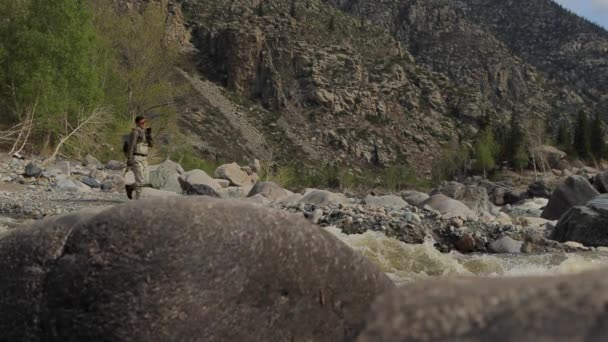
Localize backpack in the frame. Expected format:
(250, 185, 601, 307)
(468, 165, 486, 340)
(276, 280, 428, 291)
(122, 134, 130, 156)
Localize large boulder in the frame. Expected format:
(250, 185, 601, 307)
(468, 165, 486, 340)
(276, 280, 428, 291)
(541, 176, 599, 220)
(536, 145, 568, 170)
(363, 195, 408, 209)
(419, 194, 476, 220)
(247, 181, 289, 201)
(357, 269, 608, 341)
(300, 189, 349, 206)
(149, 160, 183, 193)
(401, 191, 429, 206)
(179, 169, 222, 193)
(551, 194, 608, 247)
(214, 163, 257, 187)
(0, 197, 393, 341)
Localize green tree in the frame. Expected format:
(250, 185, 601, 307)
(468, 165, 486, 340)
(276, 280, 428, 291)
(504, 112, 526, 168)
(513, 143, 529, 173)
(474, 126, 498, 179)
(590, 113, 605, 160)
(574, 110, 592, 160)
(0, 0, 103, 145)
(329, 14, 336, 32)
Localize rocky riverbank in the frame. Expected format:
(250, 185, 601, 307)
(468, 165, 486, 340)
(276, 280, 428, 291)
(2, 152, 607, 255)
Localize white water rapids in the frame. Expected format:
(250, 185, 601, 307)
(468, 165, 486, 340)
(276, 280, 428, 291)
(324, 226, 608, 286)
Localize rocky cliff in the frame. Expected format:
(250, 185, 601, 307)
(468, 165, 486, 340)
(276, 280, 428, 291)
(159, 0, 607, 174)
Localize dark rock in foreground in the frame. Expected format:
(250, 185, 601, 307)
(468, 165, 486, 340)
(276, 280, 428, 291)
(24, 162, 42, 178)
(541, 176, 599, 220)
(0, 197, 393, 341)
(551, 194, 608, 247)
(357, 269, 608, 341)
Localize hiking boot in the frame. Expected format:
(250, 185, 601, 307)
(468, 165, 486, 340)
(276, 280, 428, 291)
(125, 184, 134, 200)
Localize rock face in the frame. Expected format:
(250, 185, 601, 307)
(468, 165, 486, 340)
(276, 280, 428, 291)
(541, 176, 599, 220)
(0, 197, 393, 341)
(595, 172, 608, 193)
(214, 163, 257, 187)
(247, 181, 289, 201)
(551, 194, 608, 247)
(357, 269, 608, 341)
(149, 160, 183, 193)
(419, 194, 476, 220)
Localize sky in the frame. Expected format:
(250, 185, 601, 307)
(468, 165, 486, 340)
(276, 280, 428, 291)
(554, 0, 608, 28)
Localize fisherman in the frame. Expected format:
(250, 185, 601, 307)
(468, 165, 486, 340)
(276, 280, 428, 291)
(125, 115, 153, 200)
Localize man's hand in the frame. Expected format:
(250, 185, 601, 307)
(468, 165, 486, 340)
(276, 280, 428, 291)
(127, 159, 136, 167)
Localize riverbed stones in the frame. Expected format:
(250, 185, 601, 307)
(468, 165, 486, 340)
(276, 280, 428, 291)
(104, 160, 124, 171)
(541, 176, 599, 220)
(81, 176, 100, 189)
(357, 269, 608, 341)
(0, 198, 393, 341)
(551, 194, 608, 247)
(363, 195, 408, 209)
(300, 189, 349, 206)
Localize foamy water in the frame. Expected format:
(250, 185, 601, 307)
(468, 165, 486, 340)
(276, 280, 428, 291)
(324, 226, 608, 286)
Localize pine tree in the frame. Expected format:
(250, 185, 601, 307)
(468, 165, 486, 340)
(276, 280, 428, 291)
(329, 14, 336, 32)
(590, 113, 605, 160)
(289, 0, 297, 19)
(513, 143, 529, 173)
(505, 112, 526, 168)
(556, 121, 573, 154)
(256, 2, 265, 16)
(574, 110, 592, 160)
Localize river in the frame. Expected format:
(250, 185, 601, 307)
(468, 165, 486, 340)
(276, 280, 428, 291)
(324, 226, 608, 286)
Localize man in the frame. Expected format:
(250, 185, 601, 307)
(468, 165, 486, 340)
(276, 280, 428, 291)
(125, 116, 153, 200)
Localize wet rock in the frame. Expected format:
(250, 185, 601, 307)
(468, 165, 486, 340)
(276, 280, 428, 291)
(489, 236, 523, 254)
(541, 176, 599, 220)
(300, 189, 349, 206)
(247, 182, 289, 201)
(363, 195, 408, 209)
(551, 194, 608, 247)
(357, 269, 608, 341)
(24, 163, 42, 178)
(455, 234, 476, 253)
(0, 198, 393, 341)
(594, 172, 608, 193)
